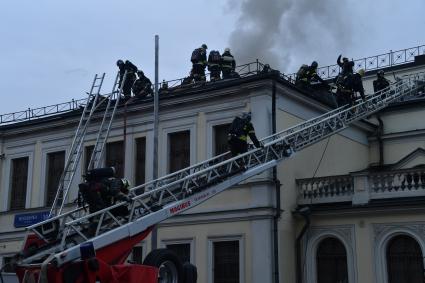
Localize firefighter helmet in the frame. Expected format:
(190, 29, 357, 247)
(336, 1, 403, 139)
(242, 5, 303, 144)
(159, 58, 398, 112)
(241, 112, 252, 121)
(116, 60, 124, 67)
(357, 69, 365, 77)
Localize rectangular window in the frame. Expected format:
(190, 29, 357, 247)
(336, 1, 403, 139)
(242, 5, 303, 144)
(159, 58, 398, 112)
(131, 246, 144, 264)
(135, 137, 146, 186)
(46, 151, 65, 206)
(213, 240, 240, 283)
(166, 243, 191, 264)
(214, 124, 230, 156)
(9, 157, 29, 210)
(106, 141, 125, 178)
(84, 145, 94, 174)
(168, 131, 190, 173)
(2, 256, 16, 273)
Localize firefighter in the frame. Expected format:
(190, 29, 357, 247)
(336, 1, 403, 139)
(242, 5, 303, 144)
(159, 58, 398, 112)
(190, 44, 208, 82)
(79, 168, 131, 216)
(336, 69, 366, 106)
(208, 50, 222, 81)
(221, 48, 236, 79)
(132, 70, 153, 98)
(117, 60, 138, 98)
(337, 54, 354, 76)
(227, 112, 263, 157)
(373, 70, 390, 93)
(79, 167, 132, 235)
(295, 61, 325, 88)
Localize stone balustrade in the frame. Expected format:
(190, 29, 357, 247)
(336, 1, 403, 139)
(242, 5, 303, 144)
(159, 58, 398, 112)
(296, 167, 425, 205)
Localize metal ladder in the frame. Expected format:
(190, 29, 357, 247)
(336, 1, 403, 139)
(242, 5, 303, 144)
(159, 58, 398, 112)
(23, 71, 425, 267)
(49, 73, 105, 217)
(86, 71, 126, 171)
(49, 71, 128, 217)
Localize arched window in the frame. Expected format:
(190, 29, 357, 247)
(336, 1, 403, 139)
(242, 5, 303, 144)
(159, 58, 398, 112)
(316, 237, 348, 283)
(386, 235, 424, 283)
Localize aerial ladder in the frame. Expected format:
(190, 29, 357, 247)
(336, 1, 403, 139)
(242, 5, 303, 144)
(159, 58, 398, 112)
(49, 71, 129, 217)
(13, 71, 425, 283)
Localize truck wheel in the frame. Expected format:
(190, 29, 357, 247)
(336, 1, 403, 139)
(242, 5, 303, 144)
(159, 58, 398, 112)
(143, 249, 183, 283)
(183, 262, 197, 283)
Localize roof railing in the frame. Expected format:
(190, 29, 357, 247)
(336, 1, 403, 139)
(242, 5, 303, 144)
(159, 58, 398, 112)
(0, 60, 287, 126)
(288, 44, 425, 81)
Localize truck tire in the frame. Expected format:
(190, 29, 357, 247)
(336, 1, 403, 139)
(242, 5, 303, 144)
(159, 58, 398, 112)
(183, 262, 197, 283)
(143, 249, 183, 283)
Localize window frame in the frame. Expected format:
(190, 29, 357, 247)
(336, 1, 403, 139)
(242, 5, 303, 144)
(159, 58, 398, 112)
(127, 241, 147, 264)
(134, 136, 147, 186)
(161, 238, 195, 264)
(2, 150, 33, 211)
(45, 150, 66, 207)
(212, 123, 231, 157)
(304, 225, 357, 283)
(206, 117, 234, 159)
(373, 224, 425, 283)
(208, 235, 245, 283)
(105, 140, 125, 178)
(39, 145, 68, 207)
(160, 123, 196, 177)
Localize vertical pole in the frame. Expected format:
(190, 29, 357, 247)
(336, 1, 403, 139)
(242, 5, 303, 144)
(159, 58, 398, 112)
(151, 35, 159, 250)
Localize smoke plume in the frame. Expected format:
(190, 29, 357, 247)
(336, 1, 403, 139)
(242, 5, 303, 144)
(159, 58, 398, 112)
(227, 0, 353, 73)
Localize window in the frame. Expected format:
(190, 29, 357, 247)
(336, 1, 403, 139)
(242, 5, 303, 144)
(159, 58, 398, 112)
(106, 141, 124, 178)
(135, 137, 146, 185)
(9, 157, 29, 210)
(46, 151, 65, 206)
(131, 246, 144, 264)
(386, 235, 424, 283)
(2, 256, 16, 273)
(168, 131, 190, 173)
(84, 145, 94, 174)
(214, 124, 230, 156)
(213, 240, 239, 283)
(166, 243, 191, 264)
(316, 237, 348, 283)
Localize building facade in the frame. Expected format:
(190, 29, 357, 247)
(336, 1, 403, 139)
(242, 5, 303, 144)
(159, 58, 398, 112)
(0, 50, 424, 283)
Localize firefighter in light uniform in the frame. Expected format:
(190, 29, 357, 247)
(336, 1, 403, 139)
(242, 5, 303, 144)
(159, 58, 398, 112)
(221, 48, 236, 79)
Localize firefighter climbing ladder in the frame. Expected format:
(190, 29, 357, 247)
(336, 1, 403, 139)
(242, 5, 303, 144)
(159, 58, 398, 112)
(23, 71, 424, 267)
(49, 71, 127, 217)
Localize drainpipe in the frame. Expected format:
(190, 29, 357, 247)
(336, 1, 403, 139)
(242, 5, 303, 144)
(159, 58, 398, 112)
(295, 207, 311, 283)
(377, 115, 384, 166)
(272, 78, 282, 283)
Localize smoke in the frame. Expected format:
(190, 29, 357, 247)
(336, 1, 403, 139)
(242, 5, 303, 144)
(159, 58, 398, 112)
(227, 0, 353, 73)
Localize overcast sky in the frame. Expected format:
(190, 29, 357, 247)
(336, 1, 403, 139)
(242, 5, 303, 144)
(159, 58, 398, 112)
(1, 0, 424, 114)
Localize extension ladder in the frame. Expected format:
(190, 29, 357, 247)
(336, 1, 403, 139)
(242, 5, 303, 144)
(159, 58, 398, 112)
(49, 71, 128, 216)
(23, 71, 425, 267)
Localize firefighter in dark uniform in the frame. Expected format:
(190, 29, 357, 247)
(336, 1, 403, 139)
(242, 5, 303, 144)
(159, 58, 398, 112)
(79, 167, 131, 235)
(373, 70, 390, 93)
(208, 50, 222, 81)
(336, 69, 366, 106)
(228, 112, 263, 157)
(296, 61, 325, 88)
(191, 44, 208, 82)
(117, 60, 138, 98)
(221, 48, 236, 79)
(337, 54, 354, 76)
(132, 70, 153, 98)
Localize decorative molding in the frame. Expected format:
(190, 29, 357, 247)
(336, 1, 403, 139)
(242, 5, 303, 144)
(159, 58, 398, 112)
(373, 221, 425, 283)
(305, 224, 357, 283)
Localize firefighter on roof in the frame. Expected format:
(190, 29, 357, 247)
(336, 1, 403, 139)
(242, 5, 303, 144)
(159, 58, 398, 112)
(208, 50, 222, 81)
(373, 70, 390, 93)
(190, 44, 208, 82)
(221, 48, 237, 79)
